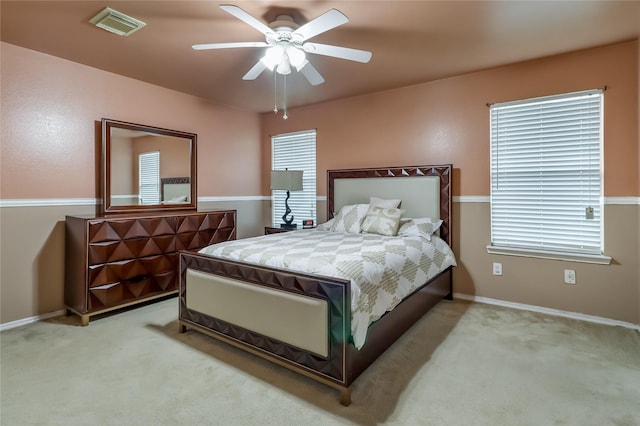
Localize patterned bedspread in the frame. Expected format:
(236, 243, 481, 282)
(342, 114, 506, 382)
(199, 229, 457, 349)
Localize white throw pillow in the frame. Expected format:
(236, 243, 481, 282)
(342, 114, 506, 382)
(315, 218, 335, 231)
(397, 217, 443, 241)
(370, 196, 401, 209)
(330, 204, 370, 234)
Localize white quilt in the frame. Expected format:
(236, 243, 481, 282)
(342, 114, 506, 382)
(199, 229, 457, 349)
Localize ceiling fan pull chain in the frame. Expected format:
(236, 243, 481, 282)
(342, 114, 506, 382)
(283, 74, 288, 120)
(273, 71, 278, 114)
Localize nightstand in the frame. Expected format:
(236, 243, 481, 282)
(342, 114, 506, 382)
(264, 226, 295, 235)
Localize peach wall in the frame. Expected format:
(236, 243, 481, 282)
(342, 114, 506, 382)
(0, 42, 262, 324)
(0, 42, 261, 199)
(260, 40, 639, 325)
(1, 39, 638, 326)
(261, 40, 639, 199)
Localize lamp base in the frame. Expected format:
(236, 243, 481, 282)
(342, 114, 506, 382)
(280, 223, 297, 229)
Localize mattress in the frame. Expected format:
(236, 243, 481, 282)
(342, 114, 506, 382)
(199, 229, 457, 348)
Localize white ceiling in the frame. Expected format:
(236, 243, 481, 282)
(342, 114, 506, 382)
(1, 1, 639, 113)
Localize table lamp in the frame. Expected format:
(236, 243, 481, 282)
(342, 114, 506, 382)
(270, 170, 303, 228)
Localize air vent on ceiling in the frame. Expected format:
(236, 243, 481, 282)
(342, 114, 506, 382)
(89, 7, 146, 37)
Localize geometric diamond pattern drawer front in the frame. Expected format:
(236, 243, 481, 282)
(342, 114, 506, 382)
(209, 227, 235, 245)
(88, 216, 176, 243)
(174, 213, 235, 251)
(175, 227, 235, 250)
(175, 215, 206, 234)
(176, 231, 212, 251)
(88, 258, 144, 287)
(211, 212, 235, 229)
(175, 211, 233, 234)
(65, 210, 236, 320)
(88, 235, 176, 264)
(88, 269, 177, 310)
(87, 253, 177, 288)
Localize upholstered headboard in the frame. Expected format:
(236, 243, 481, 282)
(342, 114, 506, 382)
(161, 177, 190, 203)
(327, 165, 452, 246)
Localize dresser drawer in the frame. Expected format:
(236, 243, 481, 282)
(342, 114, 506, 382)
(176, 227, 236, 251)
(88, 235, 176, 264)
(175, 212, 235, 234)
(88, 253, 178, 288)
(88, 216, 176, 243)
(87, 269, 177, 311)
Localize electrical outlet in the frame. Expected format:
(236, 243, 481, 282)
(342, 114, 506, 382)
(564, 269, 576, 284)
(493, 262, 503, 276)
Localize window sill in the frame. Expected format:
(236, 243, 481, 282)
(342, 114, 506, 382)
(486, 245, 612, 265)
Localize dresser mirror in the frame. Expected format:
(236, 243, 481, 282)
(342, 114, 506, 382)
(101, 118, 197, 215)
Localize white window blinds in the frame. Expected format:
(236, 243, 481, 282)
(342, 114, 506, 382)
(138, 151, 160, 205)
(272, 130, 316, 227)
(489, 89, 603, 255)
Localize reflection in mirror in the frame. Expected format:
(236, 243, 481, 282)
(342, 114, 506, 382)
(102, 119, 197, 215)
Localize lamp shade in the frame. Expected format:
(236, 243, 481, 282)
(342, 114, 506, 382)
(270, 170, 303, 191)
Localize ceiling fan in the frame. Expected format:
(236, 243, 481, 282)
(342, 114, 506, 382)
(192, 4, 372, 86)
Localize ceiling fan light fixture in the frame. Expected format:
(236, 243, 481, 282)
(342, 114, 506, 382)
(276, 54, 292, 75)
(287, 46, 306, 69)
(262, 44, 304, 75)
(262, 45, 283, 71)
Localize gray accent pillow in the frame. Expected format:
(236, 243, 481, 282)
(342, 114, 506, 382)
(361, 206, 404, 236)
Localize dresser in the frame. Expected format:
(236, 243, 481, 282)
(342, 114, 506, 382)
(65, 210, 236, 325)
(264, 226, 295, 235)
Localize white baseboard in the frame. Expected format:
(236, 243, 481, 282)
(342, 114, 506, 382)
(454, 293, 640, 331)
(0, 309, 66, 332)
(3, 298, 638, 333)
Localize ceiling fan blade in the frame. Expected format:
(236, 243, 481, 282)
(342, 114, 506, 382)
(192, 41, 267, 50)
(300, 62, 325, 86)
(219, 4, 273, 35)
(303, 42, 372, 63)
(293, 9, 349, 41)
(242, 61, 267, 80)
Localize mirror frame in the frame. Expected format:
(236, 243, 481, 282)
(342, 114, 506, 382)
(101, 118, 197, 215)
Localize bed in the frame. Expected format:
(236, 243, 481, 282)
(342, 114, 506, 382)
(178, 164, 454, 405)
(161, 177, 191, 204)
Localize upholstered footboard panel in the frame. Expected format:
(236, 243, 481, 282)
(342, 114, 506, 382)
(179, 252, 352, 386)
(186, 268, 330, 357)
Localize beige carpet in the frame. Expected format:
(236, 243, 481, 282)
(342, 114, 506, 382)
(1, 298, 639, 426)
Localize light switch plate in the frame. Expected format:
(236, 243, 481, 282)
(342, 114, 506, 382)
(564, 269, 576, 284)
(493, 262, 503, 276)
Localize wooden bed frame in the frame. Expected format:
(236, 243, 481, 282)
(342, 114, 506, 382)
(178, 164, 453, 405)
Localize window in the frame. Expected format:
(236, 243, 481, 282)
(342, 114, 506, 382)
(488, 89, 610, 263)
(272, 130, 316, 228)
(138, 151, 160, 205)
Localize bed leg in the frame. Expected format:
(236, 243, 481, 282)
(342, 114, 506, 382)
(178, 322, 187, 333)
(339, 386, 352, 406)
(444, 274, 454, 300)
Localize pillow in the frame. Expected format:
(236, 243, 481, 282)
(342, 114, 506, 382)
(163, 195, 188, 204)
(315, 218, 335, 231)
(361, 206, 404, 236)
(397, 217, 443, 241)
(370, 196, 401, 209)
(330, 204, 370, 234)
